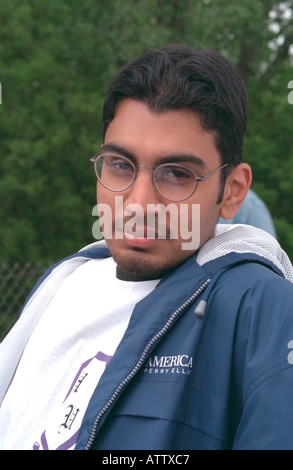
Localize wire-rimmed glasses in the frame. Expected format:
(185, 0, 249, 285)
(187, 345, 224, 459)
(90, 152, 229, 202)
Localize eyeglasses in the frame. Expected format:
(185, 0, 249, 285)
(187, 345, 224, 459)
(90, 152, 229, 202)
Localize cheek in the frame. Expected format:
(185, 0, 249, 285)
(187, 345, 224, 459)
(96, 183, 106, 203)
(199, 201, 221, 242)
(97, 184, 116, 208)
(187, 192, 220, 243)
(96, 187, 116, 237)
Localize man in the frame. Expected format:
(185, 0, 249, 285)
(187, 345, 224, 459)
(1, 44, 293, 450)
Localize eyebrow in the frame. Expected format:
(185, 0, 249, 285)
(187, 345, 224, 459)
(100, 143, 208, 169)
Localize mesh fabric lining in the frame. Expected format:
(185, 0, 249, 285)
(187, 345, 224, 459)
(197, 224, 293, 283)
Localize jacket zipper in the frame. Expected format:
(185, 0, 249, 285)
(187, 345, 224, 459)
(83, 277, 211, 450)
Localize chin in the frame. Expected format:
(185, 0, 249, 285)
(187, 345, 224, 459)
(113, 251, 174, 282)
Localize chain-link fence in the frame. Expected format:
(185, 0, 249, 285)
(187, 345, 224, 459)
(0, 262, 49, 341)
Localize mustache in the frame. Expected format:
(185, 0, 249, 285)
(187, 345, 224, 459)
(112, 213, 173, 239)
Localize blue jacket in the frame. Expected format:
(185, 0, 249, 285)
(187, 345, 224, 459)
(1, 225, 293, 450)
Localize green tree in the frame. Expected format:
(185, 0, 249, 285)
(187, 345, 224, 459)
(0, 0, 292, 264)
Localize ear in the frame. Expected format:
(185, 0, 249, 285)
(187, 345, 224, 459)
(219, 163, 252, 220)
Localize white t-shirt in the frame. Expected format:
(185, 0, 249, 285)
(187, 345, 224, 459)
(0, 257, 159, 450)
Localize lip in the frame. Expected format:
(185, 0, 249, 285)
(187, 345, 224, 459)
(123, 231, 160, 248)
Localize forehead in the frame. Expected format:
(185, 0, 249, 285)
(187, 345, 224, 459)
(104, 98, 221, 168)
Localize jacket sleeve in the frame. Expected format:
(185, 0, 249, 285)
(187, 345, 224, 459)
(232, 275, 293, 450)
(233, 364, 293, 449)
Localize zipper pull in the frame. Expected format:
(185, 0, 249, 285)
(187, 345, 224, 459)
(194, 300, 207, 318)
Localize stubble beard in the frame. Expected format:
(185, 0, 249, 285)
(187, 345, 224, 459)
(111, 248, 176, 282)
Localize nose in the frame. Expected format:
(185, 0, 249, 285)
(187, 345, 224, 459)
(123, 167, 161, 211)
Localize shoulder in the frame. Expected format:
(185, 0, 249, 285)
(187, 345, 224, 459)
(208, 261, 293, 391)
(204, 260, 293, 342)
(218, 259, 292, 295)
(213, 262, 293, 376)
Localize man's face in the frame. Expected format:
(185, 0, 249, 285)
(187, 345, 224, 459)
(97, 98, 225, 281)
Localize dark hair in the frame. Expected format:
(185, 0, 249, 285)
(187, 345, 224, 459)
(102, 43, 248, 177)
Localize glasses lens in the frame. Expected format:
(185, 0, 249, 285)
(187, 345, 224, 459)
(96, 154, 135, 191)
(154, 164, 198, 201)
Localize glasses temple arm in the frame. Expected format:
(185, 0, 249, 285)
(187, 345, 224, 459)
(196, 163, 229, 181)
